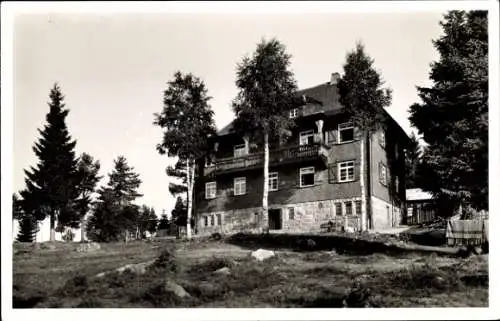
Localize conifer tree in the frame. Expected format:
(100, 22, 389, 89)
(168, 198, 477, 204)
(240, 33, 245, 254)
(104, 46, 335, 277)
(19, 84, 80, 241)
(409, 11, 488, 211)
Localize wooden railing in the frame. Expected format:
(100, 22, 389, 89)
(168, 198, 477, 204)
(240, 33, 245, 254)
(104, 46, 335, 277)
(205, 143, 329, 175)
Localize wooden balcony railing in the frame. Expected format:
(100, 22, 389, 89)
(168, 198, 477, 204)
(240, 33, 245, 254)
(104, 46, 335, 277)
(204, 143, 329, 176)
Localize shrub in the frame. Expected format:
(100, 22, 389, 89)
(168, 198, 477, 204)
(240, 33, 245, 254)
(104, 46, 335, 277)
(152, 249, 177, 272)
(57, 274, 89, 297)
(188, 257, 235, 275)
(76, 296, 104, 308)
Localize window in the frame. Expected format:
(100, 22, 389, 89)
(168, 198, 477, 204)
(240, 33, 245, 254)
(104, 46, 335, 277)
(335, 203, 342, 216)
(289, 108, 298, 119)
(299, 130, 314, 146)
(289, 207, 295, 220)
(204, 216, 208, 227)
(234, 144, 246, 158)
(407, 206, 413, 217)
(234, 177, 246, 195)
(254, 212, 260, 223)
(379, 163, 387, 186)
(205, 182, 216, 199)
(216, 214, 222, 226)
(338, 122, 354, 143)
(380, 130, 386, 147)
(300, 167, 315, 187)
(345, 201, 353, 216)
(210, 215, 215, 226)
(269, 172, 278, 191)
(355, 200, 362, 216)
(338, 161, 355, 182)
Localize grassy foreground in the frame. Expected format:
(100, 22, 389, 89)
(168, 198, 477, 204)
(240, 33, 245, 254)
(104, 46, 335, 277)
(13, 238, 488, 308)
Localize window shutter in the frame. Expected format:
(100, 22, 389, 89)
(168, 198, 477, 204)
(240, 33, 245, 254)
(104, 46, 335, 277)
(326, 130, 337, 145)
(378, 162, 383, 184)
(355, 160, 361, 181)
(328, 163, 337, 183)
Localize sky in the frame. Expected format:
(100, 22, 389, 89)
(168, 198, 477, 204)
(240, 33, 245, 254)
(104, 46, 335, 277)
(13, 11, 446, 217)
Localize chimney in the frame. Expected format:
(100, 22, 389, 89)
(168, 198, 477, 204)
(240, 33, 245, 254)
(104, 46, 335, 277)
(330, 72, 340, 85)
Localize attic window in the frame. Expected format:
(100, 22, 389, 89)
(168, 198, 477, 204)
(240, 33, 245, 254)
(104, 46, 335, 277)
(289, 108, 298, 119)
(338, 122, 354, 143)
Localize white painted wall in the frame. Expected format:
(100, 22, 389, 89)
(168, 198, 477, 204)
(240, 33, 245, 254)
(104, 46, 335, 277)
(12, 217, 85, 243)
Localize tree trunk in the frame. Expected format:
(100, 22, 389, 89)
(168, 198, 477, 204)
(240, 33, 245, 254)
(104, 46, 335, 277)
(186, 159, 194, 240)
(50, 212, 56, 242)
(80, 218, 85, 242)
(262, 132, 269, 232)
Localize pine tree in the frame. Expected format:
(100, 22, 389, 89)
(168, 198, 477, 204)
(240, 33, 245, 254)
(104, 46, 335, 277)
(16, 213, 39, 242)
(171, 196, 188, 227)
(405, 132, 422, 189)
(157, 214, 170, 231)
(154, 72, 217, 239)
(166, 158, 188, 197)
(409, 11, 488, 211)
(337, 41, 392, 231)
(19, 84, 80, 241)
(13, 193, 23, 221)
(138, 205, 158, 237)
(232, 38, 298, 230)
(86, 156, 142, 242)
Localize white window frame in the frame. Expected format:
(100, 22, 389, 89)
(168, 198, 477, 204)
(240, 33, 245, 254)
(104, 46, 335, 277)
(234, 177, 246, 196)
(338, 161, 355, 182)
(335, 202, 343, 216)
(299, 167, 315, 187)
(205, 182, 216, 199)
(380, 163, 387, 186)
(269, 172, 279, 191)
(299, 130, 314, 146)
(338, 122, 354, 143)
(355, 200, 362, 216)
(289, 108, 298, 119)
(233, 144, 246, 158)
(345, 201, 353, 216)
(380, 130, 386, 148)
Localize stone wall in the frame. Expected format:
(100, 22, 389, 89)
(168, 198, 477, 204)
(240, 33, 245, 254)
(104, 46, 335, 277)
(197, 198, 363, 236)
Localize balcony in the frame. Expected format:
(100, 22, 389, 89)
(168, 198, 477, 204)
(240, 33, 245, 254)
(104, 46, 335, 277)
(204, 143, 329, 177)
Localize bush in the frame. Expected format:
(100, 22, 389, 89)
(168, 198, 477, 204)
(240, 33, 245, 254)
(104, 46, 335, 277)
(388, 263, 461, 293)
(57, 274, 89, 297)
(210, 232, 223, 241)
(152, 249, 177, 272)
(76, 296, 104, 308)
(140, 284, 180, 307)
(188, 257, 235, 275)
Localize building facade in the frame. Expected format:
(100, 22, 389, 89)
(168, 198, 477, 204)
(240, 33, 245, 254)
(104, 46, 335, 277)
(406, 188, 436, 225)
(194, 73, 410, 235)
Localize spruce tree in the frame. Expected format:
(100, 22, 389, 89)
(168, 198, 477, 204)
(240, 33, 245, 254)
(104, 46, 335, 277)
(86, 156, 142, 242)
(19, 84, 79, 241)
(337, 41, 392, 231)
(409, 11, 488, 211)
(405, 132, 423, 189)
(16, 213, 38, 243)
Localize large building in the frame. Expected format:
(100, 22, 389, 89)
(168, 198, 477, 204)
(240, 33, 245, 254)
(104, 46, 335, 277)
(194, 73, 411, 235)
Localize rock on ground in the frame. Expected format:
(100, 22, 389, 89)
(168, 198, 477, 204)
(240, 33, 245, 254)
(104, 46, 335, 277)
(250, 249, 275, 261)
(76, 242, 101, 253)
(164, 279, 190, 298)
(95, 260, 155, 278)
(214, 267, 231, 275)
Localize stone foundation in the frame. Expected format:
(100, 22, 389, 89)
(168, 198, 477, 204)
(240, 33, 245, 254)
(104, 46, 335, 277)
(197, 198, 364, 236)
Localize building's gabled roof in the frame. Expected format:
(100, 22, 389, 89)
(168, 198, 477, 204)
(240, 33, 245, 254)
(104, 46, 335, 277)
(406, 188, 434, 201)
(216, 75, 410, 145)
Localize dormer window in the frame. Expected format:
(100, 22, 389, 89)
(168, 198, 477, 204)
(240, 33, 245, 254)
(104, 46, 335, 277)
(289, 108, 298, 119)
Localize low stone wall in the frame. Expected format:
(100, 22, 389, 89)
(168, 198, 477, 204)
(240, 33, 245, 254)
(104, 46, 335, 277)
(197, 198, 363, 236)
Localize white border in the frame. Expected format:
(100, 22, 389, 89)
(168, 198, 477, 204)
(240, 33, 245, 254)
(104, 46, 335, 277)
(2, 1, 499, 320)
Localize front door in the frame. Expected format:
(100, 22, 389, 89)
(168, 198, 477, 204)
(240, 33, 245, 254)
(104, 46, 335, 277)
(269, 209, 282, 230)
